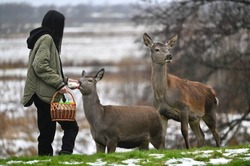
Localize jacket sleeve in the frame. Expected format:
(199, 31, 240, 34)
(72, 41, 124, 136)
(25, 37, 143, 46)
(32, 36, 65, 90)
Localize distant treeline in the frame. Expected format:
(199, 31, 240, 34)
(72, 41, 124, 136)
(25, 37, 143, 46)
(0, 3, 132, 34)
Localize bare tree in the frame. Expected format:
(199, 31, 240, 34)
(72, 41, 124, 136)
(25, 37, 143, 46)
(133, 0, 250, 146)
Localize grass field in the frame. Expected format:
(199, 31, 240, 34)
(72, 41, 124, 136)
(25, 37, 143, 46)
(1, 145, 250, 166)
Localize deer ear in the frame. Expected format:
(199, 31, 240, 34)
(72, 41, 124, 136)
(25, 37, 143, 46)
(166, 35, 178, 48)
(143, 33, 153, 47)
(81, 70, 86, 77)
(95, 68, 105, 81)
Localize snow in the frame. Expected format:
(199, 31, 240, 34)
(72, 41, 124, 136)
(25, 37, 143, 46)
(86, 159, 107, 166)
(179, 148, 249, 165)
(165, 147, 250, 166)
(7, 159, 51, 165)
(59, 161, 84, 165)
(148, 153, 165, 159)
(121, 159, 141, 166)
(209, 158, 231, 165)
(223, 148, 249, 157)
(166, 158, 206, 166)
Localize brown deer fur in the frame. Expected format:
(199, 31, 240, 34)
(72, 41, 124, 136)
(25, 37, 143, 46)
(143, 33, 220, 149)
(78, 68, 164, 153)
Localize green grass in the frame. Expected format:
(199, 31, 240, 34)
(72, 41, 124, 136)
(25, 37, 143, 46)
(0, 145, 250, 166)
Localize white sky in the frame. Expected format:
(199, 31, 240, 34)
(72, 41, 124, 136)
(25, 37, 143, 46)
(0, 0, 136, 6)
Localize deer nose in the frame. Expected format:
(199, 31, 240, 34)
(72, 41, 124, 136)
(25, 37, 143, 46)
(166, 54, 172, 60)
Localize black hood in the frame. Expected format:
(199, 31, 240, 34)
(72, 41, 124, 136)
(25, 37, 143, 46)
(26, 27, 51, 50)
(27, 10, 65, 53)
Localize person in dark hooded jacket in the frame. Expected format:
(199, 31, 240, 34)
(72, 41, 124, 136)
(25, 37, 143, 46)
(23, 10, 79, 156)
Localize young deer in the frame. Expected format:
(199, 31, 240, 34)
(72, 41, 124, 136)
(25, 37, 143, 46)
(78, 68, 164, 153)
(143, 33, 220, 149)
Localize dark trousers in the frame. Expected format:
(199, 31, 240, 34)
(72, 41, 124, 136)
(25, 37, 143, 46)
(33, 94, 79, 156)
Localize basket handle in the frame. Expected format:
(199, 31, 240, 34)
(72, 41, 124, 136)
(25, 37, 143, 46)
(51, 90, 75, 104)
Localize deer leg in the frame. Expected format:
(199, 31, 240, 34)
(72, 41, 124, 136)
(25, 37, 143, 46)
(180, 111, 190, 149)
(138, 140, 149, 150)
(203, 114, 220, 147)
(95, 142, 106, 153)
(150, 126, 165, 149)
(189, 119, 205, 147)
(107, 139, 117, 153)
(150, 138, 164, 150)
(159, 115, 168, 148)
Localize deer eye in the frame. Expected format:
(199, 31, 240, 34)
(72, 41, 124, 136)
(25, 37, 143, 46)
(88, 79, 93, 83)
(155, 48, 160, 52)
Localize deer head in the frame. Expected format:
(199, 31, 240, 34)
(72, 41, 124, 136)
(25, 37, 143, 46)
(143, 33, 178, 64)
(79, 68, 105, 95)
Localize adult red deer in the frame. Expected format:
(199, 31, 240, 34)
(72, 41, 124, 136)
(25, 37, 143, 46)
(143, 33, 220, 149)
(78, 68, 164, 153)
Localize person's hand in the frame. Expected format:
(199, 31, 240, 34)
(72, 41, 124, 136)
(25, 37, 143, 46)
(58, 85, 67, 93)
(67, 78, 80, 89)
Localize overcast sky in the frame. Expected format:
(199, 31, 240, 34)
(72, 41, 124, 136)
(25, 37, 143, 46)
(0, 0, 136, 6)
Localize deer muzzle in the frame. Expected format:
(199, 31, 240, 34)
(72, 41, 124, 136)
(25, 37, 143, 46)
(165, 54, 172, 63)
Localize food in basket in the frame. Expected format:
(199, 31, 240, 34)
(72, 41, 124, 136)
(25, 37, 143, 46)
(50, 91, 76, 121)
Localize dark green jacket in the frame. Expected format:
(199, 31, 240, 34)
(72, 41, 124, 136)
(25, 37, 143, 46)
(23, 34, 66, 106)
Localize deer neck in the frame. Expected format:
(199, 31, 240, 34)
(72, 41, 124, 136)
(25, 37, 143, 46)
(151, 62, 169, 101)
(82, 90, 103, 125)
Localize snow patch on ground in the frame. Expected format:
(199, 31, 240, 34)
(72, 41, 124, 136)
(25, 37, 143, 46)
(148, 153, 165, 159)
(223, 148, 248, 157)
(121, 158, 141, 166)
(59, 161, 84, 165)
(7, 159, 51, 165)
(166, 158, 206, 166)
(86, 159, 107, 166)
(209, 158, 231, 165)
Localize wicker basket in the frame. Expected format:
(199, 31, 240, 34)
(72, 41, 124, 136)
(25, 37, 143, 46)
(50, 91, 76, 121)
